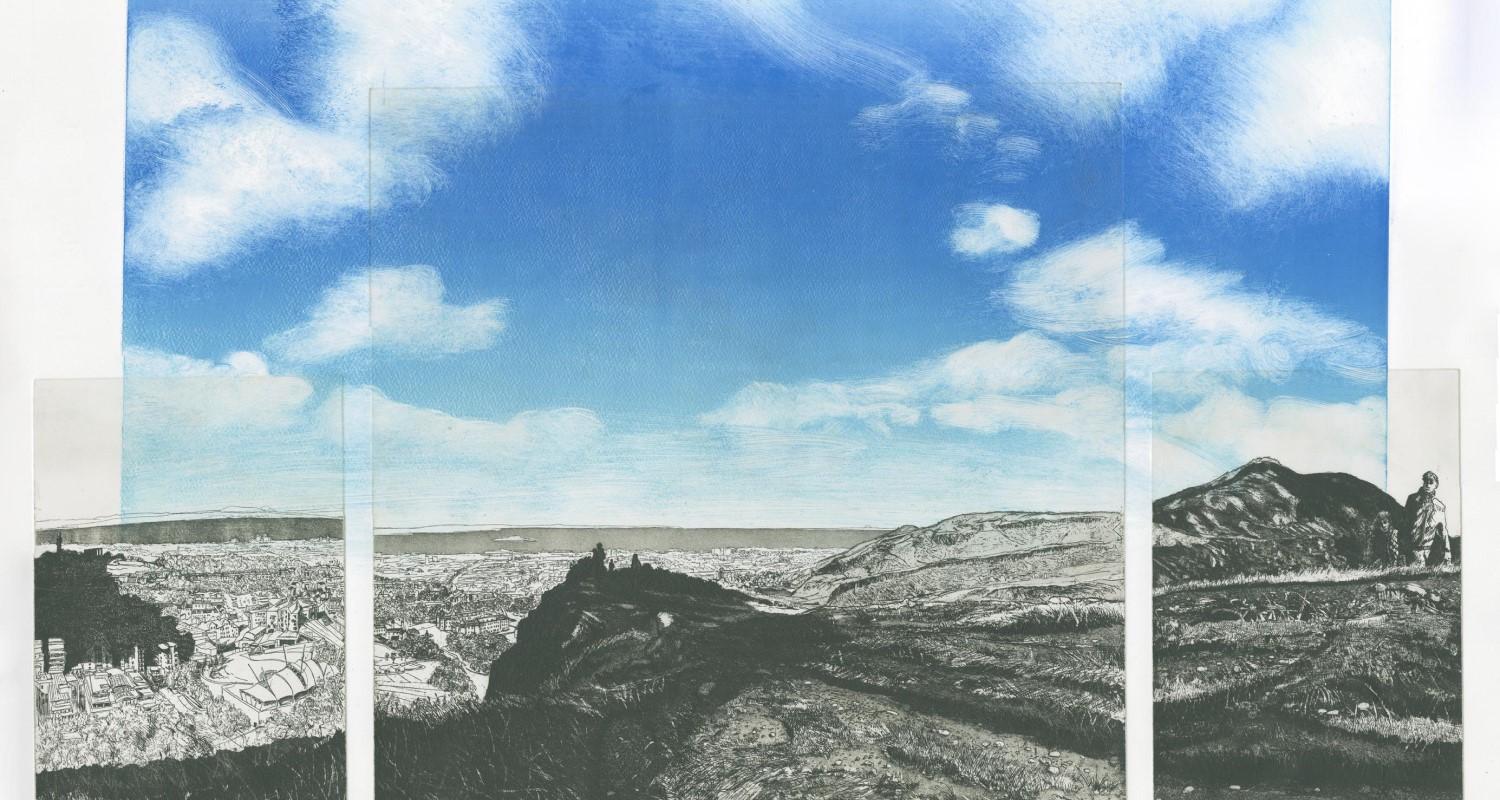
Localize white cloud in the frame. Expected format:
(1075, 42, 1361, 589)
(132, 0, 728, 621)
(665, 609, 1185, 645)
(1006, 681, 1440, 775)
(949, 203, 1041, 257)
(995, 0, 1279, 121)
(996, 223, 1386, 385)
(125, 346, 271, 377)
(265, 265, 508, 363)
(1152, 389, 1386, 494)
(698, 380, 920, 433)
(368, 403, 1124, 529)
(856, 79, 997, 142)
(700, 331, 1109, 444)
(932, 385, 1122, 445)
(699, 0, 916, 89)
(975, 0, 1386, 203)
(1197, 0, 1390, 206)
(933, 333, 1092, 395)
(986, 135, 1044, 181)
(113, 348, 341, 516)
(126, 3, 543, 275)
(365, 387, 603, 464)
(122, 346, 312, 430)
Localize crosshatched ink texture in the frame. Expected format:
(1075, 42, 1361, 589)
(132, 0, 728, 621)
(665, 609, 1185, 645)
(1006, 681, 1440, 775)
(110, 0, 1398, 798)
(33, 379, 347, 799)
(1152, 370, 1461, 800)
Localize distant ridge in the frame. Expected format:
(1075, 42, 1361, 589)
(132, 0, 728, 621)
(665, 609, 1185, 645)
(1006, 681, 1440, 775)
(792, 510, 1123, 606)
(37, 516, 344, 546)
(374, 525, 883, 536)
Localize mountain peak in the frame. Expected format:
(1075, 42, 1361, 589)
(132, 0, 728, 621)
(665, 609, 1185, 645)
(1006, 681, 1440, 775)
(1154, 458, 1402, 586)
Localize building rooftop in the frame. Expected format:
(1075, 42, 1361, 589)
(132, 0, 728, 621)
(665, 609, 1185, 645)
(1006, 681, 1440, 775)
(241, 659, 326, 705)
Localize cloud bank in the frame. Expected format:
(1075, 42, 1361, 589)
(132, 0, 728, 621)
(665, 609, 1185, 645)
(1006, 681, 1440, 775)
(996, 223, 1386, 386)
(126, 2, 543, 275)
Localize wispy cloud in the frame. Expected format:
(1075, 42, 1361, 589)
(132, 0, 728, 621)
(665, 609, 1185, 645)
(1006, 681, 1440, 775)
(701, 3, 1042, 180)
(700, 0, 917, 90)
(949, 203, 1041, 257)
(122, 346, 314, 430)
(931, 385, 1121, 446)
(992, 0, 1280, 120)
(265, 265, 508, 364)
(126, 2, 544, 275)
(995, 223, 1386, 386)
(1152, 388, 1386, 494)
(977, 0, 1386, 204)
(364, 390, 1123, 529)
(1194, 0, 1390, 206)
(363, 386, 603, 465)
(855, 79, 995, 141)
(700, 331, 1109, 441)
(116, 348, 341, 516)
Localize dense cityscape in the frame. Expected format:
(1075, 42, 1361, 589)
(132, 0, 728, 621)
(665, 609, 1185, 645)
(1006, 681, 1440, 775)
(34, 539, 345, 773)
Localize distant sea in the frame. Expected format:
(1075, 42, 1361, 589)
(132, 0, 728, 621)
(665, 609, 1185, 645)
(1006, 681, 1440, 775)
(35, 516, 342, 546)
(374, 527, 883, 555)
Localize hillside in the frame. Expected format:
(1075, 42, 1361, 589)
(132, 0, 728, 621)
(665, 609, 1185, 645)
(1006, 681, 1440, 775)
(36, 516, 344, 546)
(1153, 458, 1403, 586)
(378, 549, 1124, 798)
(795, 511, 1122, 606)
(485, 557, 818, 699)
(1153, 458, 1462, 797)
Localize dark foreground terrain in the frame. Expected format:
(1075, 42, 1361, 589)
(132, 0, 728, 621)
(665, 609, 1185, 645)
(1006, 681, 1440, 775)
(37, 733, 344, 800)
(1154, 459, 1462, 798)
(378, 528, 1125, 799)
(1155, 566, 1461, 797)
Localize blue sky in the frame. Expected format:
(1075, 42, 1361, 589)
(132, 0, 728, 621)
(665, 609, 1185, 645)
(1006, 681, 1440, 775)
(118, 0, 1391, 527)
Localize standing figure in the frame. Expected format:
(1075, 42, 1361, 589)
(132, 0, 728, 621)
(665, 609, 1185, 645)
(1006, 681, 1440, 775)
(1403, 471, 1451, 566)
(1370, 511, 1399, 566)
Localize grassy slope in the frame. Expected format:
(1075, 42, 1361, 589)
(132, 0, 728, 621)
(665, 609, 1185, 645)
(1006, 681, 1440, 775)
(1154, 566, 1461, 794)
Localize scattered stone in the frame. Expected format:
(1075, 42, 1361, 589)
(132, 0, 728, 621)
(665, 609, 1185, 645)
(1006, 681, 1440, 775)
(1371, 583, 1388, 593)
(1230, 786, 1242, 791)
(1048, 766, 1060, 775)
(1049, 751, 1061, 757)
(938, 729, 951, 736)
(1357, 702, 1372, 712)
(1403, 583, 1427, 597)
(1327, 710, 1341, 717)
(1184, 788, 1195, 794)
